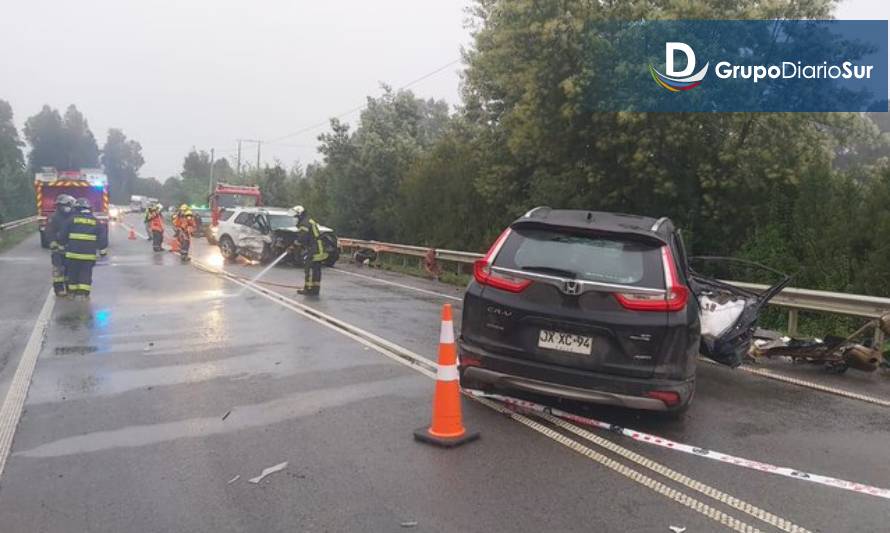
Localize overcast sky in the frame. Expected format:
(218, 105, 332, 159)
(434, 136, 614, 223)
(1, 0, 886, 180)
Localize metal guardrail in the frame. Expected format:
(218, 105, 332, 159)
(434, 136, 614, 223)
(0, 215, 39, 232)
(339, 237, 890, 346)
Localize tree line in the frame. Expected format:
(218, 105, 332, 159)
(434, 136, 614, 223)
(3, 0, 890, 306)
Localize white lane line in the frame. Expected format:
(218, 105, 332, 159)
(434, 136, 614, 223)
(331, 267, 462, 302)
(194, 259, 793, 532)
(699, 358, 890, 408)
(0, 289, 55, 479)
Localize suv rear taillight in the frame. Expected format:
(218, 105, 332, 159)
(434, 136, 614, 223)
(614, 246, 688, 312)
(473, 228, 532, 293)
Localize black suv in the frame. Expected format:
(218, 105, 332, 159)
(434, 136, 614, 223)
(460, 208, 722, 413)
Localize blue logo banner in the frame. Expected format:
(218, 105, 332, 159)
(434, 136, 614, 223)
(583, 20, 888, 112)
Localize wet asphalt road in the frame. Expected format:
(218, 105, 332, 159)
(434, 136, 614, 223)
(0, 214, 889, 532)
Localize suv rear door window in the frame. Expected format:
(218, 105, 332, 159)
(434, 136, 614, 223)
(495, 227, 664, 288)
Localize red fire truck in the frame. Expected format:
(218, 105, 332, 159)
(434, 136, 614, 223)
(206, 183, 262, 244)
(35, 168, 110, 248)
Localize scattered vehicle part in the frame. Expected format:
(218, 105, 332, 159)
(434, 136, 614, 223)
(669, 527, 686, 533)
(400, 521, 418, 528)
(248, 461, 288, 484)
(751, 312, 890, 373)
(221, 410, 231, 421)
(227, 475, 240, 484)
(688, 256, 792, 367)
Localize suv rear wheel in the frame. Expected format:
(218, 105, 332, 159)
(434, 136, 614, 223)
(219, 236, 237, 261)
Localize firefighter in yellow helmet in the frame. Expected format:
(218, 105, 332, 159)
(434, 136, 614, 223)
(172, 204, 197, 261)
(289, 205, 327, 296)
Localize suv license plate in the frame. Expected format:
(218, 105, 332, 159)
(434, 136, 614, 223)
(538, 329, 593, 355)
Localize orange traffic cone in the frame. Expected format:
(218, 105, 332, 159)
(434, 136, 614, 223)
(414, 303, 479, 448)
(169, 237, 180, 253)
(128, 227, 137, 240)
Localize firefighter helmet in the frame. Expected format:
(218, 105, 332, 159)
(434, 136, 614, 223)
(55, 194, 75, 207)
(288, 205, 306, 219)
(74, 198, 91, 210)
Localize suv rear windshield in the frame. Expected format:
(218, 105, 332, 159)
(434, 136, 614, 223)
(494, 227, 665, 288)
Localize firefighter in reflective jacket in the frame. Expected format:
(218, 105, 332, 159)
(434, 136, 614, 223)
(147, 205, 165, 252)
(46, 194, 76, 296)
(289, 205, 327, 295)
(58, 198, 107, 299)
(172, 204, 196, 261)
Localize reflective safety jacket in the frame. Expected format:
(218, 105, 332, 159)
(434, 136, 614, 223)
(148, 211, 165, 232)
(173, 213, 196, 234)
(58, 209, 108, 262)
(297, 218, 328, 262)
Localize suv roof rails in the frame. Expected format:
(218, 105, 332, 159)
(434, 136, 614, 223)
(523, 206, 551, 219)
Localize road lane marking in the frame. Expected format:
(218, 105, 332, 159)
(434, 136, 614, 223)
(331, 267, 463, 302)
(469, 391, 890, 502)
(699, 358, 890, 408)
(473, 396, 765, 533)
(194, 259, 798, 531)
(538, 410, 810, 532)
(0, 289, 55, 479)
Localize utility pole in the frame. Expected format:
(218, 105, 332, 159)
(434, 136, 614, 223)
(256, 141, 262, 170)
(208, 148, 215, 198)
(236, 140, 242, 177)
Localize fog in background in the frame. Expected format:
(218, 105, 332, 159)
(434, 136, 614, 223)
(0, 0, 885, 179)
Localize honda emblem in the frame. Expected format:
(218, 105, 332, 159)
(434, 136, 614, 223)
(563, 280, 581, 295)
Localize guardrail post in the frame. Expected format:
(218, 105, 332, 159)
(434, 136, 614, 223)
(787, 309, 799, 337)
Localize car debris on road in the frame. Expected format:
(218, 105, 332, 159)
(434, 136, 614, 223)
(751, 313, 890, 373)
(247, 461, 288, 484)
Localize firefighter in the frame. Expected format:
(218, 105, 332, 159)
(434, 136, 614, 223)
(172, 204, 197, 261)
(147, 205, 165, 252)
(58, 198, 107, 300)
(46, 194, 76, 296)
(289, 205, 327, 296)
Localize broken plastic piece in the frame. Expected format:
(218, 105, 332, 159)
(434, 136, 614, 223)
(400, 521, 418, 528)
(669, 527, 686, 533)
(248, 461, 288, 484)
(227, 475, 240, 484)
(222, 410, 232, 421)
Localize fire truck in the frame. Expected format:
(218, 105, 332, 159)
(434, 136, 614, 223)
(35, 168, 110, 249)
(206, 183, 262, 244)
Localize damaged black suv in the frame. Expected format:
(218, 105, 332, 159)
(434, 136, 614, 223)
(458, 208, 787, 414)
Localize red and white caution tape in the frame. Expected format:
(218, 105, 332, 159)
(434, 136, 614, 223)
(466, 390, 890, 501)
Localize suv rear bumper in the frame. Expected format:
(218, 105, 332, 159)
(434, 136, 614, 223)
(459, 339, 694, 411)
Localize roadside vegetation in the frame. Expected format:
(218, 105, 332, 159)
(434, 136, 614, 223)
(1, 0, 888, 338)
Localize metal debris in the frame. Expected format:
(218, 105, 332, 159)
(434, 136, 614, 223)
(248, 461, 288, 484)
(227, 475, 240, 484)
(400, 521, 418, 528)
(669, 527, 686, 533)
(222, 410, 232, 421)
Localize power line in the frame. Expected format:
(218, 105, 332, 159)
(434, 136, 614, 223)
(263, 58, 461, 144)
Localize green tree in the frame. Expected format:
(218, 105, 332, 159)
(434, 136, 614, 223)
(24, 104, 99, 173)
(0, 100, 32, 221)
(101, 128, 145, 203)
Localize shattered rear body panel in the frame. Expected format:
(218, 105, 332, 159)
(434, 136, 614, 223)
(689, 258, 792, 367)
